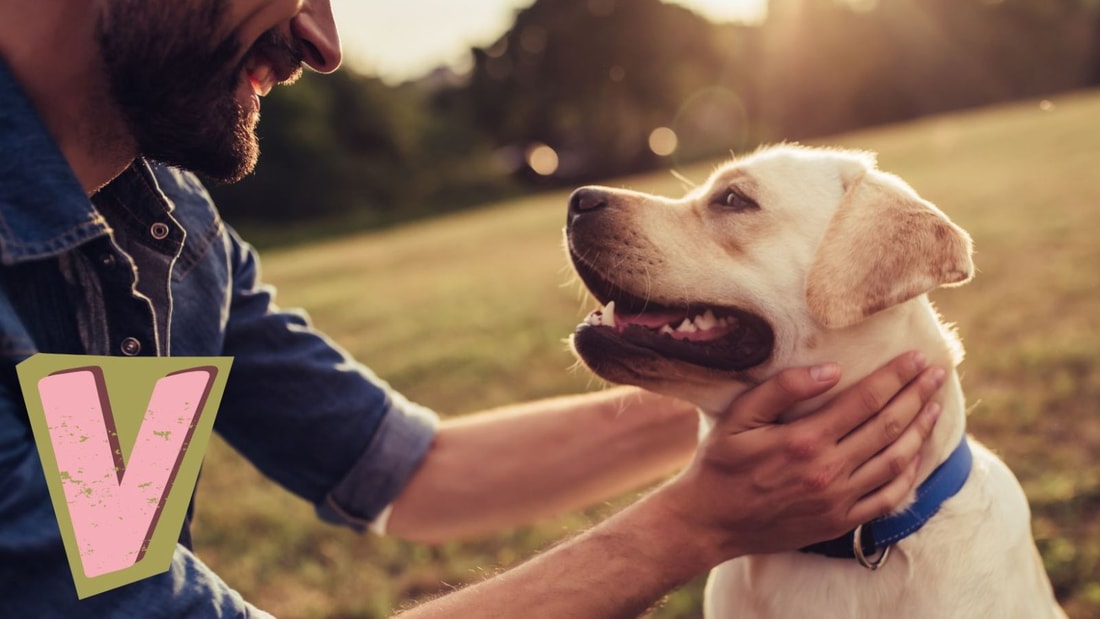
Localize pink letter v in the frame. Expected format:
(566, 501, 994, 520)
(36, 366, 217, 578)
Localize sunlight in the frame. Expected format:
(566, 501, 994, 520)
(668, 0, 767, 24)
(333, 0, 771, 81)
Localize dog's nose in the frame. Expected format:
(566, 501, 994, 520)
(569, 187, 609, 220)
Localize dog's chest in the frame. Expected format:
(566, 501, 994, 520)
(705, 548, 963, 619)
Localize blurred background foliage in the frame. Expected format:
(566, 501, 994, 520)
(208, 0, 1100, 245)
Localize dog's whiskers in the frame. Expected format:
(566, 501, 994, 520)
(671, 168, 697, 191)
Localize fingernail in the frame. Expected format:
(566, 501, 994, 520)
(811, 363, 840, 382)
(910, 351, 927, 373)
(930, 367, 946, 388)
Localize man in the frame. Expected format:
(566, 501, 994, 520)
(0, 1, 945, 617)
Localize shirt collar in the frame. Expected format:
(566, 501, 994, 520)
(0, 58, 110, 265)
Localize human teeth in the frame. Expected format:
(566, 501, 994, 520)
(605, 301, 616, 328)
(695, 310, 718, 331)
(248, 63, 275, 97)
(676, 319, 697, 333)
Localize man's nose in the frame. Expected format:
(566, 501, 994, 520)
(293, 0, 342, 73)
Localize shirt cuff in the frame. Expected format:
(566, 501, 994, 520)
(316, 392, 438, 532)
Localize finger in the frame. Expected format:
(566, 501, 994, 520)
(809, 351, 929, 441)
(846, 451, 922, 525)
(838, 366, 946, 465)
(718, 362, 841, 433)
(847, 401, 940, 494)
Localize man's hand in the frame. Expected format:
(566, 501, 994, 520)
(658, 351, 945, 564)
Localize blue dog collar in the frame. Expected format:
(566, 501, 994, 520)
(800, 436, 973, 568)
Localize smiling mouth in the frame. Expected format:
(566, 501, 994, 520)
(242, 53, 296, 99)
(240, 32, 304, 100)
(570, 251, 775, 372)
(244, 61, 276, 98)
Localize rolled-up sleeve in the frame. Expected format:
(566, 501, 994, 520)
(316, 388, 437, 531)
(213, 228, 438, 528)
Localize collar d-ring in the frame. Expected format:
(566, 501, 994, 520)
(852, 523, 891, 570)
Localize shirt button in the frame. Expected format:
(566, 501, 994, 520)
(150, 222, 171, 240)
(120, 337, 142, 356)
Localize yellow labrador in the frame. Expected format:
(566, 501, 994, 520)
(565, 145, 1065, 618)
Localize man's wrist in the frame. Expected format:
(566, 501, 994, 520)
(625, 482, 742, 582)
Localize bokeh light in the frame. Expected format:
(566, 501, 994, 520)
(648, 127, 679, 156)
(526, 143, 560, 176)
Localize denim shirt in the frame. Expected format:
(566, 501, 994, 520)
(0, 61, 438, 616)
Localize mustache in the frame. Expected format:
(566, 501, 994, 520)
(246, 28, 306, 84)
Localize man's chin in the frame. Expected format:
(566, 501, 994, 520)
(202, 143, 259, 184)
(143, 120, 259, 183)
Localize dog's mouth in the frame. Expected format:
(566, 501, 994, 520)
(570, 253, 775, 372)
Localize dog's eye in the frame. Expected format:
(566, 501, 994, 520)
(715, 189, 758, 212)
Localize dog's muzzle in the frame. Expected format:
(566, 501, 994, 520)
(565, 187, 775, 375)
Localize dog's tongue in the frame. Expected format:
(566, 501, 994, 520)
(590, 301, 684, 329)
(618, 311, 685, 329)
(586, 301, 735, 342)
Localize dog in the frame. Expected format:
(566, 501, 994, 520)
(564, 145, 1066, 618)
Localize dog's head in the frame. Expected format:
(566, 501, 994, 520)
(565, 145, 973, 413)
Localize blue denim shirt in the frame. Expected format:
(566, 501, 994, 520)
(0, 60, 438, 616)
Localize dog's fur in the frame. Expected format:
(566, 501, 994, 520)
(565, 145, 1066, 618)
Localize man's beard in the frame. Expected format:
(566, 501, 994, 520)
(96, 1, 300, 183)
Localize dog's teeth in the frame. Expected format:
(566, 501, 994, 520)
(605, 301, 616, 328)
(676, 319, 698, 333)
(695, 310, 718, 331)
(660, 325, 674, 336)
(586, 313, 602, 326)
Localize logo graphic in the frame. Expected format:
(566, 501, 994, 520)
(17, 354, 232, 599)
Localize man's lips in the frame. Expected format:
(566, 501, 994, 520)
(241, 32, 304, 99)
(245, 58, 277, 97)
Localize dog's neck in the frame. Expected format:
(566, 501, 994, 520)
(797, 296, 968, 487)
(695, 296, 966, 490)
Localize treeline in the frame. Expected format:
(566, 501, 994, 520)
(209, 0, 1100, 238)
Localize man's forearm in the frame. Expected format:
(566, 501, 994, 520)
(386, 387, 698, 543)
(396, 487, 717, 619)
(391, 355, 943, 618)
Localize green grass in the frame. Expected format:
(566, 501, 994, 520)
(194, 91, 1100, 618)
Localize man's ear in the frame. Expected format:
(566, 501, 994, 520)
(805, 170, 974, 329)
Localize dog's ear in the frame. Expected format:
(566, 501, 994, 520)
(806, 170, 973, 329)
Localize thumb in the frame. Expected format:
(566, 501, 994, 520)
(718, 363, 842, 433)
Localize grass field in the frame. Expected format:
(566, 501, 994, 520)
(194, 91, 1100, 618)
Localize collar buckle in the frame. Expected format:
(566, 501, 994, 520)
(852, 523, 891, 570)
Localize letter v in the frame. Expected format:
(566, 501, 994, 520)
(36, 366, 217, 579)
